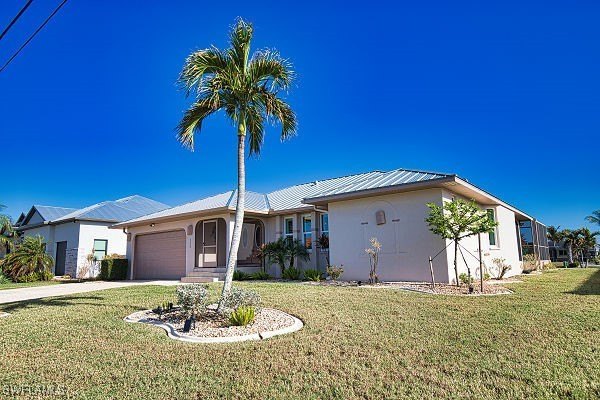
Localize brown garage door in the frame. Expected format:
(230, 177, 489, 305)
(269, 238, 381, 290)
(134, 230, 186, 279)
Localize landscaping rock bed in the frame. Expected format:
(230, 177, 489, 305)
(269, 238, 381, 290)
(124, 306, 303, 343)
(302, 280, 512, 295)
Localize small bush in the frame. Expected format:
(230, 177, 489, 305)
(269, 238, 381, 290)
(491, 257, 512, 280)
(100, 258, 128, 280)
(483, 272, 491, 281)
(233, 270, 252, 281)
(0, 272, 12, 284)
(303, 269, 323, 282)
(14, 273, 38, 283)
(176, 284, 208, 318)
(251, 271, 270, 280)
(229, 306, 256, 326)
(282, 267, 300, 280)
(326, 265, 344, 281)
(222, 287, 261, 312)
(458, 273, 474, 285)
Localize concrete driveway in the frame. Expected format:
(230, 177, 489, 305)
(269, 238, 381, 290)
(0, 280, 180, 305)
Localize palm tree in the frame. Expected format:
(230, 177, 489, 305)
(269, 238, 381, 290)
(2, 235, 54, 279)
(561, 229, 578, 264)
(286, 239, 310, 270)
(176, 18, 297, 310)
(546, 225, 562, 260)
(0, 204, 16, 254)
(585, 210, 600, 227)
(572, 228, 599, 266)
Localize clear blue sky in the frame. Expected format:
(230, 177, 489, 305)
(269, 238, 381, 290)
(1, 0, 598, 230)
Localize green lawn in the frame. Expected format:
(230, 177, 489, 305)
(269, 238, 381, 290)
(0, 280, 60, 290)
(0, 269, 598, 399)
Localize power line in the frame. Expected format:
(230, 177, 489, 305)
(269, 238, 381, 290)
(0, 0, 68, 73)
(0, 0, 34, 41)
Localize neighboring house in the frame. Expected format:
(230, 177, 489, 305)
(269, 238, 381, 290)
(549, 240, 600, 263)
(16, 196, 169, 278)
(113, 168, 550, 283)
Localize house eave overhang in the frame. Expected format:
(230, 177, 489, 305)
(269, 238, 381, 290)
(110, 206, 270, 229)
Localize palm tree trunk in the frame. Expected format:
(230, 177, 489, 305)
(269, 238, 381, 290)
(567, 244, 573, 263)
(454, 239, 459, 286)
(218, 123, 246, 312)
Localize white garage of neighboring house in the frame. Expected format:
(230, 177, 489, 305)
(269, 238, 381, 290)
(112, 168, 550, 284)
(15, 195, 169, 278)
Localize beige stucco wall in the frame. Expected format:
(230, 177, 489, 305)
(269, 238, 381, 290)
(327, 188, 450, 283)
(441, 190, 523, 283)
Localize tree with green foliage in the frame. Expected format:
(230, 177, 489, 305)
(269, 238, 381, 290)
(2, 235, 53, 279)
(175, 18, 297, 311)
(259, 237, 309, 275)
(585, 210, 600, 227)
(0, 204, 16, 255)
(572, 228, 598, 266)
(426, 198, 498, 286)
(561, 229, 579, 264)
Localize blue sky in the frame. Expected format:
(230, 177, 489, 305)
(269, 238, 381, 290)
(1, 0, 598, 230)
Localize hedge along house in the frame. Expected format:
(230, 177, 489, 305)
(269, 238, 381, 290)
(15, 196, 169, 278)
(113, 168, 549, 284)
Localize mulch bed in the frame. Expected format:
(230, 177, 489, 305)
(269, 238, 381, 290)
(136, 307, 297, 338)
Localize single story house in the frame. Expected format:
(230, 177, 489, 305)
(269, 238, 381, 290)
(16, 195, 169, 277)
(112, 168, 550, 283)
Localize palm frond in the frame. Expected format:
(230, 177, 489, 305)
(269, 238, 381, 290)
(178, 47, 229, 96)
(228, 18, 253, 71)
(247, 50, 294, 90)
(176, 97, 221, 150)
(245, 106, 264, 155)
(253, 91, 297, 140)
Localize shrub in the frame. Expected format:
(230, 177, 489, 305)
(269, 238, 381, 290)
(523, 254, 540, 273)
(100, 258, 128, 280)
(2, 236, 53, 279)
(491, 257, 512, 280)
(483, 272, 491, 281)
(176, 284, 208, 318)
(326, 264, 344, 281)
(233, 270, 252, 281)
(251, 271, 270, 280)
(228, 306, 256, 326)
(221, 287, 261, 312)
(303, 269, 323, 282)
(282, 267, 300, 280)
(13, 270, 53, 283)
(0, 272, 10, 284)
(458, 273, 474, 285)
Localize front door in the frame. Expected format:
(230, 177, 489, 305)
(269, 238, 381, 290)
(202, 220, 218, 268)
(55, 241, 67, 276)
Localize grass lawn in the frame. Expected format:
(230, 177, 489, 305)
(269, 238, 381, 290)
(0, 269, 598, 399)
(0, 280, 60, 291)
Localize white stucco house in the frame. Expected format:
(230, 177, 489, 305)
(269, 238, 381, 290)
(112, 168, 549, 284)
(16, 195, 169, 277)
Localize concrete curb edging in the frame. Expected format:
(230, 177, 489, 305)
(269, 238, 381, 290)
(124, 308, 303, 343)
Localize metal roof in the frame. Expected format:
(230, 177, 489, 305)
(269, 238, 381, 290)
(32, 206, 77, 221)
(303, 169, 451, 201)
(19, 196, 169, 229)
(114, 169, 453, 226)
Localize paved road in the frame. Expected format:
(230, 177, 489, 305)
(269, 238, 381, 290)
(0, 280, 179, 304)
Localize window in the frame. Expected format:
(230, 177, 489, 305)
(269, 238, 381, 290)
(93, 239, 108, 260)
(487, 209, 497, 247)
(320, 213, 329, 237)
(302, 215, 312, 249)
(284, 217, 294, 244)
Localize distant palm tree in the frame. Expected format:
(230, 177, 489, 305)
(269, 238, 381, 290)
(546, 225, 562, 261)
(585, 210, 600, 227)
(2, 235, 53, 279)
(573, 228, 599, 266)
(561, 229, 578, 264)
(176, 18, 297, 310)
(0, 204, 16, 254)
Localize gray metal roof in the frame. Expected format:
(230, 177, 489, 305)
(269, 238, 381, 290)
(33, 206, 77, 221)
(304, 169, 451, 201)
(52, 195, 170, 223)
(115, 168, 451, 226)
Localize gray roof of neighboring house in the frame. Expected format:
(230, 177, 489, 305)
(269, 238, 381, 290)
(114, 168, 453, 226)
(33, 206, 78, 221)
(19, 195, 169, 229)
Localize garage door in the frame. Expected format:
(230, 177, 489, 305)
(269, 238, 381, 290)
(134, 230, 186, 279)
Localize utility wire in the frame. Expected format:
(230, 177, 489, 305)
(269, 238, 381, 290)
(0, 0, 34, 41)
(0, 0, 68, 73)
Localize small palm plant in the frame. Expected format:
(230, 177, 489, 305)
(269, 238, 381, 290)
(0, 204, 16, 254)
(176, 18, 297, 311)
(2, 236, 54, 280)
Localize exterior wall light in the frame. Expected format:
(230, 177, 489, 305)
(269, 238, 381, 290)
(150, 223, 155, 227)
(375, 210, 386, 225)
(187, 225, 193, 235)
